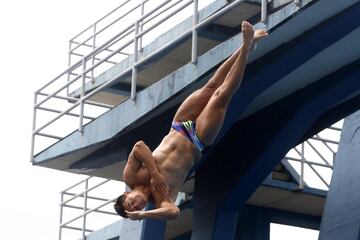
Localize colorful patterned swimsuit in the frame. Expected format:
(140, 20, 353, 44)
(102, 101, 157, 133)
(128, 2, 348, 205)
(171, 120, 210, 154)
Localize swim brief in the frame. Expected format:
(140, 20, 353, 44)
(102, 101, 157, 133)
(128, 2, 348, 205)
(171, 120, 210, 154)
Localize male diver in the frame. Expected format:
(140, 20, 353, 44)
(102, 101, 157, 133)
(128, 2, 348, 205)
(114, 21, 268, 220)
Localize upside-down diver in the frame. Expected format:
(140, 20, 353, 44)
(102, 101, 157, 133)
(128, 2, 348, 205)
(114, 21, 268, 220)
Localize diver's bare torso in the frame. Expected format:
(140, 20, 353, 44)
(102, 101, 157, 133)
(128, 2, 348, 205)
(149, 128, 202, 200)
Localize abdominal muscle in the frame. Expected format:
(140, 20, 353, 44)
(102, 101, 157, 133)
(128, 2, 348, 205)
(152, 129, 201, 199)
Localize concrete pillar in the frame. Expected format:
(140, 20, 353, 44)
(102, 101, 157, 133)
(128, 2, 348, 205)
(319, 110, 360, 239)
(235, 206, 270, 240)
(141, 203, 167, 240)
(191, 167, 240, 240)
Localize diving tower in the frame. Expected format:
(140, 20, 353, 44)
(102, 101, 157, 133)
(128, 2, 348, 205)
(31, 0, 360, 239)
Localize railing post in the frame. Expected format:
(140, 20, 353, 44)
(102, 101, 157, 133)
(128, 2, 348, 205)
(30, 92, 37, 162)
(91, 23, 97, 83)
(82, 179, 89, 239)
(59, 192, 64, 240)
(131, 21, 139, 100)
(79, 58, 86, 133)
(139, 0, 145, 52)
(299, 142, 305, 189)
(67, 40, 72, 97)
(192, 0, 198, 64)
(261, 0, 267, 23)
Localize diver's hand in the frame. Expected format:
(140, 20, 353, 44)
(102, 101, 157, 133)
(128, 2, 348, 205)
(125, 210, 144, 220)
(150, 172, 170, 196)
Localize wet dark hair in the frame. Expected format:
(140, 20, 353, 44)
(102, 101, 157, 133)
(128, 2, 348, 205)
(114, 194, 129, 218)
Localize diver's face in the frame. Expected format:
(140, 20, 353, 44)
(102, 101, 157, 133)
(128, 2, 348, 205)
(124, 191, 147, 211)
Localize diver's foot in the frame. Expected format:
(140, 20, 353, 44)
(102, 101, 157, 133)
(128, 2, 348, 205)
(251, 29, 268, 50)
(242, 21, 254, 49)
(254, 29, 268, 43)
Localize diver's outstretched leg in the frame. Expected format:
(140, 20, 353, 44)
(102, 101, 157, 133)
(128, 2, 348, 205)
(173, 22, 267, 122)
(205, 28, 268, 89)
(195, 21, 260, 145)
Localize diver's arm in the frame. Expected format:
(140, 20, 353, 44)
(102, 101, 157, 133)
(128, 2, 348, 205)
(126, 202, 180, 220)
(123, 141, 168, 194)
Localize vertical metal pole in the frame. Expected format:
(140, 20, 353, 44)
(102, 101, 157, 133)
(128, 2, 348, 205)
(91, 24, 97, 83)
(131, 21, 139, 100)
(67, 40, 72, 97)
(82, 179, 89, 240)
(191, 0, 199, 64)
(299, 143, 305, 189)
(139, 0, 145, 52)
(79, 58, 86, 133)
(58, 192, 64, 240)
(261, 0, 267, 23)
(30, 92, 37, 162)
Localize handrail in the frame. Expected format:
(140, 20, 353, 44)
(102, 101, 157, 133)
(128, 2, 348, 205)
(69, 1, 141, 54)
(142, 0, 183, 26)
(62, 179, 110, 205)
(68, 0, 174, 72)
(36, 23, 135, 94)
(58, 176, 121, 240)
(31, 0, 207, 158)
(36, 92, 113, 108)
(136, 0, 193, 39)
(70, 0, 133, 41)
(61, 176, 92, 193)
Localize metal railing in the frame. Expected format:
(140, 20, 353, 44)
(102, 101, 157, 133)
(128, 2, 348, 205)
(282, 121, 343, 190)
(31, 0, 306, 159)
(58, 176, 189, 240)
(31, 0, 210, 158)
(58, 176, 122, 240)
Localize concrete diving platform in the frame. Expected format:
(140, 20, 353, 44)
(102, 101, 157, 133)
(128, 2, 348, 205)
(34, 0, 360, 183)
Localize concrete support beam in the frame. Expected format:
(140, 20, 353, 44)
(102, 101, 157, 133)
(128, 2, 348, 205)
(235, 207, 270, 240)
(190, 55, 360, 240)
(140, 218, 166, 240)
(141, 203, 167, 240)
(191, 203, 321, 240)
(213, 210, 239, 239)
